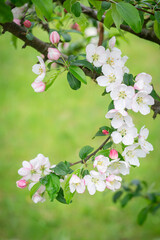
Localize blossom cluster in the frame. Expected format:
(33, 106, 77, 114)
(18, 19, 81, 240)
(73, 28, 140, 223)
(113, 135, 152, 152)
(68, 37, 154, 195)
(16, 154, 53, 203)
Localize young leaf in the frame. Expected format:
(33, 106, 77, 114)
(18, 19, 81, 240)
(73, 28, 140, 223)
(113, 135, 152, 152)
(79, 145, 94, 160)
(11, 35, 17, 49)
(112, 3, 123, 30)
(104, 9, 114, 29)
(0, 0, 13, 23)
(103, 141, 113, 150)
(116, 2, 142, 33)
(67, 72, 81, 90)
(108, 100, 114, 111)
(63, 174, 75, 204)
(88, 0, 101, 10)
(56, 187, 67, 204)
(71, 60, 94, 71)
(31, 0, 53, 21)
(137, 207, 149, 225)
(154, 20, 160, 39)
(102, 1, 111, 10)
(52, 161, 73, 176)
(71, 2, 82, 17)
(30, 182, 41, 198)
(113, 190, 123, 203)
(69, 66, 87, 84)
(123, 73, 134, 86)
(150, 88, 160, 101)
(61, 32, 71, 42)
(97, 9, 105, 21)
(121, 193, 133, 207)
(155, 11, 160, 24)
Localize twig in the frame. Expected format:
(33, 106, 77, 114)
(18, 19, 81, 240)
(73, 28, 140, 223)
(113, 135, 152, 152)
(98, 22, 104, 46)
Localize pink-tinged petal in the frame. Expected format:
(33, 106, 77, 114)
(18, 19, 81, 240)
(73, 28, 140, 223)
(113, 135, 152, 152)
(69, 184, 76, 193)
(102, 129, 109, 135)
(34, 72, 46, 82)
(13, 18, 21, 26)
(22, 161, 32, 169)
(31, 81, 46, 93)
(32, 64, 41, 75)
(18, 167, 30, 176)
(109, 36, 116, 49)
(109, 149, 118, 159)
(49, 31, 60, 44)
(16, 179, 28, 189)
(47, 48, 61, 60)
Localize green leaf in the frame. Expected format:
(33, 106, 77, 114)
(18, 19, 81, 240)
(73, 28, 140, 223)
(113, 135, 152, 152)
(123, 73, 134, 86)
(81, 169, 89, 178)
(118, 152, 125, 161)
(30, 182, 41, 198)
(56, 188, 67, 204)
(45, 72, 59, 91)
(102, 1, 111, 10)
(155, 11, 160, 24)
(103, 141, 113, 150)
(137, 207, 149, 225)
(70, 60, 94, 71)
(71, 2, 82, 17)
(61, 32, 71, 42)
(63, 0, 76, 13)
(121, 193, 133, 207)
(67, 72, 81, 90)
(52, 161, 73, 176)
(31, 0, 53, 21)
(116, 2, 142, 33)
(40, 173, 60, 201)
(73, 13, 88, 32)
(154, 20, 160, 39)
(10, 0, 29, 7)
(69, 66, 87, 84)
(113, 190, 123, 203)
(150, 88, 160, 101)
(79, 145, 94, 160)
(108, 100, 114, 111)
(97, 9, 105, 21)
(88, 0, 101, 10)
(0, 0, 13, 23)
(104, 9, 114, 29)
(112, 3, 123, 30)
(96, 149, 110, 157)
(64, 174, 76, 204)
(93, 126, 111, 139)
(11, 35, 17, 49)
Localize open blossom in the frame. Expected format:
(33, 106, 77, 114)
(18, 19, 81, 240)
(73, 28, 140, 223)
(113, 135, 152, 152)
(50, 31, 60, 44)
(134, 73, 153, 94)
(111, 124, 138, 145)
(122, 143, 146, 167)
(47, 48, 61, 60)
(32, 56, 46, 82)
(110, 84, 135, 110)
(93, 155, 110, 173)
(109, 149, 118, 159)
(105, 48, 123, 69)
(138, 126, 153, 153)
(16, 179, 28, 189)
(132, 91, 154, 115)
(13, 18, 21, 25)
(107, 159, 130, 175)
(86, 44, 107, 67)
(69, 175, 85, 194)
(105, 109, 134, 129)
(96, 64, 123, 92)
(29, 183, 46, 203)
(85, 27, 97, 37)
(31, 81, 46, 93)
(106, 175, 122, 191)
(84, 171, 106, 195)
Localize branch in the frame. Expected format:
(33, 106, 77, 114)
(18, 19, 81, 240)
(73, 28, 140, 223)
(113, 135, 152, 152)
(70, 136, 111, 166)
(80, 4, 160, 45)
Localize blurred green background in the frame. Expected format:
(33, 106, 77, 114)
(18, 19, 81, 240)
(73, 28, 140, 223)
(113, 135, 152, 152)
(0, 28, 160, 240)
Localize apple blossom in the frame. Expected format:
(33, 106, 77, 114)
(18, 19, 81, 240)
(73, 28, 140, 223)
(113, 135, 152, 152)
(111, 124, 138, 145)
(93, 155, 110, 173)
(72, 23, 80, 31)
(69, 175, 85, 194)
(138, 126, 153, 154)
(31, 81, 46, 93)
(109, 36, 116, 49)
(132, 91, 154, 115)
(47, 48, 61, 60)
(84, 170, 106, 195)
(110, 84, 135, 110)
(134, 73, 153, 94)
(86, 44, 107, 67)
(50, 31, 60, 44)
(122, 143, 146, 167)
(107, 159, 130, 175)
(85, 27, 97, 37)
(29, 183, 46, 203)
(16, 179, 28, 189)
(105, 48, 123, 69)
(105, 109, 134, 129)
(96, 65, 123, 92)
(106, 175, 122, 191)
(109, 149, 118, 159)
(32, 56, 46, 82)
(13, 18, 21, 26)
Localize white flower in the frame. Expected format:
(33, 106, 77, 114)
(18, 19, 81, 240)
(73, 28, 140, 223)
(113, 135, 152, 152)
(93, 155, 110, 173)
(84, 170, 106, 195)
(107, 159, 130, 175)
(85, 27, 97, 37)
(105, 109, 134, 129)
(110, 84, 135, 110)
(132, 91, 154, 115)
(35, 154, 51, 175)
(134, 73, 153, 94)
(106, 175, 122, 191)
(32, 56, 46, 82)
(86, 44, 107, 67)
(69, 175, 85, 194)
(96, 64, 123, 92)
(138, 126, 153, 153)
(122, 143, 146, 167)
(105, 48, 122, 69)
(111, 124, 138, 145)
(109, 36, 116, 49)
(31, 81, 46, 92)
(29, 183, 46, 203)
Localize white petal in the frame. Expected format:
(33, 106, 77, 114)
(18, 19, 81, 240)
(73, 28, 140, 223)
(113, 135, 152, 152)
(111, 131, 122, 144)
(96, 181, 106, 192)
(96, 76, 108, 87)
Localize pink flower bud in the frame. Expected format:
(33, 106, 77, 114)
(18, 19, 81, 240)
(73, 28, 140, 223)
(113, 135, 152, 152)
(50, 31, 60, 44)
(47, 48, 61, 60)
(102, 129, 109, 135)
(16, 179, 28, 189)
(13, 18, 21, 26)
(31, 81, 46, 92)
(72, 23, 80, 31)
(23, 20, 32, 28)
(109, 149, 118, 159)
(64, 9, 68, 13)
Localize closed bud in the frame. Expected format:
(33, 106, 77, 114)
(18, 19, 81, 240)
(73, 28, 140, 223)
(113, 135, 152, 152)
(31, 81, 46, 93)
(102, 129, 109, 135)
(47, 48, 61, 60)
(109, 149, 118, 159)
(23, 20, 32, 28)
(16, 179, 28, 189)
(50, 31, 60, 44)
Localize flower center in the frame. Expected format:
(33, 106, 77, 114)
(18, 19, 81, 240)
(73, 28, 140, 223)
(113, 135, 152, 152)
(108, 74, 116, 83)
(116, 112, 123, 119)
(97, 161, 103, 166)
(119, 91, 127, 99)
(39, 66, 43, 74)
(126, 150, 134, 158)
(92, 53, 99, 61)
(31, 169, 36, 174)
(92, 178, 99, 184)
(107, 57, 114, 66)
(119, 128, 127, 137)
(137, 96, 143, 104)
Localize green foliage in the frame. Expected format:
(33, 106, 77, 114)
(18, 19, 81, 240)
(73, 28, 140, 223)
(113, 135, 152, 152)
(64, 173, 77, 204)
(116, 2, 142, 33)
(11, 35, 17, 49)
(93, 126, 111, 139)
(30, 182, 41, 198)
(0, 0, 13, 23)
(103, 141, 113, 150)
(112, 3, 123, 30)
(40, 173, 60, 201)
(123, 73, 134, 86)
(104, 9, 113, 29)
(154, 20, 160, 39)
(88, 0, 101, 10)
(67, 72, 81, 90)
(56, 187, 67, 204)
(79, 145, 94, 160)
(70, 60, 94, 72)
(69, 65, 87, 84)
(150, 88, 160, 101)
(108, 100, 114, 111)
(52, 161, 73, 176)
(31, 0, 53, 21)
(113, 190, 123, 203)
(71, 2, 82, 17)
(137, 207, 149, 225)
(10, 0, 29, 7)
